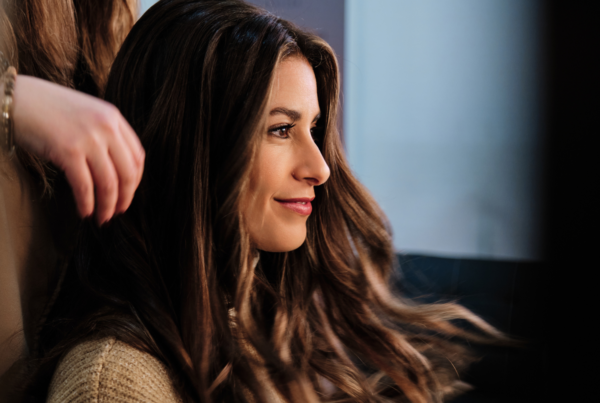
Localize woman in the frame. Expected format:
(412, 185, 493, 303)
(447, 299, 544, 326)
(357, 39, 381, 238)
(30, 1, 504, 402)
(1, 0, 142, 400)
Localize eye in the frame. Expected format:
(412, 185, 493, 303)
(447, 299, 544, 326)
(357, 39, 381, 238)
(269, 124, 295, 138)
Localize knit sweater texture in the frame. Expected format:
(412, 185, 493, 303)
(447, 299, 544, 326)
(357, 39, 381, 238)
(47, 337, 182, 403)
(47, 335, 287, 403)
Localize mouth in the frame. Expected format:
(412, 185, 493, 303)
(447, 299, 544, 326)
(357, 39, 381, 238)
(274, 197, 314, 216)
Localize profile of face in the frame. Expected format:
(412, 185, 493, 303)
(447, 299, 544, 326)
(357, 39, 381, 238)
(243, 56, 330, 252)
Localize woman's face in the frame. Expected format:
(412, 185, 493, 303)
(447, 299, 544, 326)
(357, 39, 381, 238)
(244, 56, 330, 252)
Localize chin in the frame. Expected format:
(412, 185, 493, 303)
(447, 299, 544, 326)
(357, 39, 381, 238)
(259, 242, 304, 253)
(254, 227, 307, 252)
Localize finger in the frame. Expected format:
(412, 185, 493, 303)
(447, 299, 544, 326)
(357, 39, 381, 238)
(119, 117, 145, 167)
(108, 130, 140, 214)
(87, 148, 119, 225)
(61, 154, 95, 218)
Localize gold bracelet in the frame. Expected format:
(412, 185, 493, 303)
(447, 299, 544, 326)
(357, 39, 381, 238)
(0, 51, 9, 76)
(1, 66, 16, 156)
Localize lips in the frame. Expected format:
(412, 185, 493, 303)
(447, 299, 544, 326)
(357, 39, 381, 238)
(274, 197, 314, 216)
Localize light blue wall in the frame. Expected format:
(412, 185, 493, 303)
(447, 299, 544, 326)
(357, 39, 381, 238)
(139, 0, 157, 17)
(345, 0, 542, 260)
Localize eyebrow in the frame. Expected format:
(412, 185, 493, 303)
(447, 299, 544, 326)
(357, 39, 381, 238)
(270, 107, 321, 123)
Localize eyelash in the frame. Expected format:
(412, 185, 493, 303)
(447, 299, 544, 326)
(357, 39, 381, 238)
(268, 124, 325, 141)
(269, 123, 296, 138)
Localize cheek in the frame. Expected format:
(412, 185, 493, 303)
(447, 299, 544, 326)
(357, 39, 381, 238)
(243, 144, 308, 252)
(248, 145, 285, 212)
(244, 145, 285, 237)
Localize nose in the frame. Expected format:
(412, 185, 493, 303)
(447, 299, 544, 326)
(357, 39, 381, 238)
(294, 138, 330, 186)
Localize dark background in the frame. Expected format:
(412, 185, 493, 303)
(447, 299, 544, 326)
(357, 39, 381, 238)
(396, 254, 548, 402)
(538, 1, 597, 402)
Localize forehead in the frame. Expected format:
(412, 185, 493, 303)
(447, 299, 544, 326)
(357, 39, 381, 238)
(268, 56, 319, 112)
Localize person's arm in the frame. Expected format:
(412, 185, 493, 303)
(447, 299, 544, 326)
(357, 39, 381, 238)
(48, 338, 182, 403)
(0, 74, 146, 396)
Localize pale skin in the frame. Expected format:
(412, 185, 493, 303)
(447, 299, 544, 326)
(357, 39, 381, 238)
(244, 56, 330, 252)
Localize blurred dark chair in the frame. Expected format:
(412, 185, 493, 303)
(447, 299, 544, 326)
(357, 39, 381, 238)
(395, 254, 550, 403)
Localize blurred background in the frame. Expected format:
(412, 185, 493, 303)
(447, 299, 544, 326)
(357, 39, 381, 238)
(138, 1, 593, 402)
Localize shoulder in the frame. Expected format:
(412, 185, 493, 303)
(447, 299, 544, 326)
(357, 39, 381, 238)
(48, 337, 182, 403)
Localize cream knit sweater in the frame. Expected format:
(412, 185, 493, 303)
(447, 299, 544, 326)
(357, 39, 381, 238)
(47, 336, 286, 403)
(47, 337, 182, 403)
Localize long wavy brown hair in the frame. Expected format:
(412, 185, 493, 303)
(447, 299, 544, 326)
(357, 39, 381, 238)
(28, 1, 506, 402)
